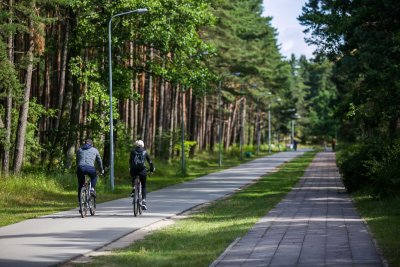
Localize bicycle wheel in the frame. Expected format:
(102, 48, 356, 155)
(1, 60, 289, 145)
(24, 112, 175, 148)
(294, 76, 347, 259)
(79, 187, 88, 218)
(137, 181, 143, 215)
(89, 194, 96, 216)
(133, 178, 142, 216)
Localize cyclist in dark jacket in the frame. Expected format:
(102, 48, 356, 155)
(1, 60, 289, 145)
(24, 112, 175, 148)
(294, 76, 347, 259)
(76, 139, 104, 208)
(129, 140, 154, 210)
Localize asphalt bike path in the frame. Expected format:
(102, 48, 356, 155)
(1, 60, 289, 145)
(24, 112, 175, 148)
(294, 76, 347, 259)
(211, 152, 385, 267)
(0, 151, 304, 267)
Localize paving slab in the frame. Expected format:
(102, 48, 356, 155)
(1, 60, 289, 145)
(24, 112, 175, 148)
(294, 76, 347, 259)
(0, 151, 302, 267)
(211, 152, 385, 267)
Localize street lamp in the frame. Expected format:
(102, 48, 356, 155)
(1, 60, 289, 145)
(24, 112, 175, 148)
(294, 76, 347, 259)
(218, 79, 222, 167)
(181, 85, 186, 175)
(291, 112, 301, 150)
(108, 8, 148, 191)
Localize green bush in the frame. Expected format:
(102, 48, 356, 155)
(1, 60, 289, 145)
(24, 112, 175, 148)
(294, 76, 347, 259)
(337, 138, 400, 198)
(367, 139, 400, 198)
(336, 140, 384, 192)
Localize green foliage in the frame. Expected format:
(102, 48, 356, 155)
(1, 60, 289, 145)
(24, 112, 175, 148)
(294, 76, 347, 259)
(300, 0, 400, 199)
(0, 41, 20, 97)
(1, 0, 336, 178)
(23, 99, 57, 165)
(302, 58, 338, 142)
(299, 0, 400, 140)
(205, 0, 283, 98)
(0, 39, 21, 155)
(353, 193, 400, 266)
(336, 142, 378, 193)
(174, 140, 197, 156)
(366, 139, 400, 198)
(336, 138, 400, 198)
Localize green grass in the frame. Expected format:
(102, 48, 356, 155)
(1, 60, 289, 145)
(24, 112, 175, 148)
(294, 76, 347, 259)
(352, 193, 400, 266)
(79, 151, 317, 267)
(0, 148, 271, 227)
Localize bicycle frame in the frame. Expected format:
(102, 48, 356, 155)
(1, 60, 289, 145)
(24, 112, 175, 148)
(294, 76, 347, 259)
(79, 176, 96, 218)
(132, 175, 142, 216)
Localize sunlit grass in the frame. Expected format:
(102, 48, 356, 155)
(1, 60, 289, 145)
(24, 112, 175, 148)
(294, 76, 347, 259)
(80, 151, 317, 267)
(352, 193, 400, 266)
(0, 174, 80, 225)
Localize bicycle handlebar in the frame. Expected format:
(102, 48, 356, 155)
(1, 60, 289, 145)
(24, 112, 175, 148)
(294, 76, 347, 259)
(97, 166, 109, 177)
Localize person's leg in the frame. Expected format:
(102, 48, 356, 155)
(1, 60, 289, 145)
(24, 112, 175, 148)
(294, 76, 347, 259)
(140, 172, 147, 200)
(139, 170, 147, 209)
(77, 167, 85, 203)
(88, 172, 97, 189)
(85, 166, 97, 196)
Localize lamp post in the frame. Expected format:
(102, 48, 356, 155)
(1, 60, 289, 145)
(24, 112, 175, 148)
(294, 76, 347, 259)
(291, 112, 300, 150)
(291, 119, 294, 149)
(108, 8, 147, 191)
(269, 102, 272, 153)
(181, 85, 186, 175)
(282, 108, 296, 151)
(256, 98, 261, 155)
(218, 79, 222, 167)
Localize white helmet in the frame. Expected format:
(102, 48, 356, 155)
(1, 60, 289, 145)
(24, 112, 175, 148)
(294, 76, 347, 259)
(136, 140, 144, 147)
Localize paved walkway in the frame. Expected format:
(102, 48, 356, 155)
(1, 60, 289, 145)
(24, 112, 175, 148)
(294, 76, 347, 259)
(0, 151, 303, 267)
(211, 152, 385, 267)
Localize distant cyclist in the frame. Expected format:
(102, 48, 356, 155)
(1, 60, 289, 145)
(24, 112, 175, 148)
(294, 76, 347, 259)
(129, 140, 155, 210)
(76, 139, 104, 210)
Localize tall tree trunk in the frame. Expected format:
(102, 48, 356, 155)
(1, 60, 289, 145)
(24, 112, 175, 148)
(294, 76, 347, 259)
(40, 51, 51, 148)
(226, 100, 239, 149)
(64, 67, 81, 169)
(200, 96, 207, 149)
(240, 97, 246, 151)
(13, 21, 35, 173)
(209, 112, 215, 152)
(133, 74, 139, 141)
(64, 9, 81, 169)
(189, 92, 197, 157)
(138, 72, 145, 139)
(156, 78, 165, 156)
(2, 0, 14, 174)
(143, 49, 153, 147)
(55, 19, 69, 129)
(47, 18, 71, 170)
(144, 48, 154, 149)
(152, 77, 157, 152)
(168, 84, 178, 160)
(247, 103, 253, 146)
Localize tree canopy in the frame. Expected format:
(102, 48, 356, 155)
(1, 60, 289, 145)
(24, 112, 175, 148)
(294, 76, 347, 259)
(0, 0, 333, 174)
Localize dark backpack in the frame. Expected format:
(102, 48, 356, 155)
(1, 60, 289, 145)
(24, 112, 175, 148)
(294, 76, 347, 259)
(131, 150, 146, 170)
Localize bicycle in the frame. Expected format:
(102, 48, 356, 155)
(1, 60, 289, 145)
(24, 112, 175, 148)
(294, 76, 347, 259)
(79, 175, 96, 218)
(131, 169, 152, 216)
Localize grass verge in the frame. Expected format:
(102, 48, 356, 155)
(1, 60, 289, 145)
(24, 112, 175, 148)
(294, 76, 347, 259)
(352, 193, 400, 266)
(78, 151, 317, 267)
